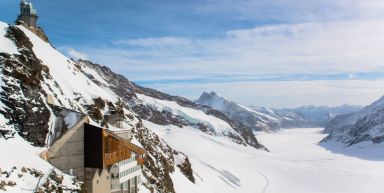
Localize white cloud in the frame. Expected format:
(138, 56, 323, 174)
(222, 20, 384, 73)
(78, 0, 384, 107)
(193, 0, 384, 22)
(93, 19, 384, 77)
(62, 48, 89, 60)
(348, 73, 358, 79)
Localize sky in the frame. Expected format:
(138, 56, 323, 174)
(1, 0, 384, 108)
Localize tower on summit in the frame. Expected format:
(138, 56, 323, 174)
(16, 0, 38, 29)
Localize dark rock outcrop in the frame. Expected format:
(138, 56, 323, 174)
(0, 26, 50, 146)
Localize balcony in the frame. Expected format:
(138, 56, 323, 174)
(102, 130, 145, 167)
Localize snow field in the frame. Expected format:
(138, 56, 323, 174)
(145, 121, 384, 193)
(0, 22, 19, 54)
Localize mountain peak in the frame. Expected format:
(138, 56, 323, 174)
(196, 91, 222, 105)
(201, 91, 219, 98)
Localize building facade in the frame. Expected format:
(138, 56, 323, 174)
(41, 106, 145, 193)
(111, 154, 142, 193)
(16, 0, 38, 28)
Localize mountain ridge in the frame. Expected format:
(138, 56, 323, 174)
(195, 91, 361, 132)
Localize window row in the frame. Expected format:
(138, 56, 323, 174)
(119, 165, 141, 178)
(118, 153, 137, 166)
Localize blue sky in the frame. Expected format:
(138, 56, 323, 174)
(2, 0, 384, 107)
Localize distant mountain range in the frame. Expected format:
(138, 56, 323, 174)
(195, 91, 361, 132)
(287, 105, 362, 127)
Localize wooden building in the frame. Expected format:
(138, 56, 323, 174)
(41, 106, 145, 193)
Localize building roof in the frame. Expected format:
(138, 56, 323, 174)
(47, 104, 88, 147)
(21, 0, 38, 16)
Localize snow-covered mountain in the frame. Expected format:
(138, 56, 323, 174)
(323, 95, 384, 146)
(289, 105, 362, 127)
(0, 22, 267, 192)
(196, 92, 361, 132)
(196, 92, 316, 131)
(2, 21, 384, 193)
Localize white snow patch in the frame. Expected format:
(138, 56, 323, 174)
(241, 105, 280, 122)
(81, 64, 111, 86)
(170, 168, 213, 193)
(0, 22, 19, 54)
(63, 112, 81, 129)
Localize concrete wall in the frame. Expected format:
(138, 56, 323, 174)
(44, 114, 141, 193)
(45, 115, 114, 193)
(110, 165, 121, 191)
(85, 167, 112, 193)
(46, 116, 89, 179)
(27, 16, 37, 28)
(113, 130, 131, 141)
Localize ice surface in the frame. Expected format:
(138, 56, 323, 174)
(145, 120, 384, 193)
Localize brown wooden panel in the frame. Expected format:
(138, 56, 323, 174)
(103, 130, 145, 166)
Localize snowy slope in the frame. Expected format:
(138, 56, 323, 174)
(0, 22, 18, 54)
(324, 95, 384, 146)
(146, 120, 384, 193)
(0, 114, 81, 193)
(18, 25, 117, 110)
(137, 93, 241, 137)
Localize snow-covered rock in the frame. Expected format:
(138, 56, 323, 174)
(323, 95, 384, 145)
